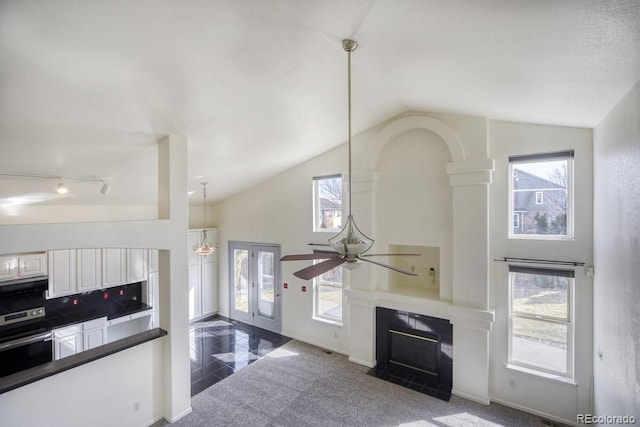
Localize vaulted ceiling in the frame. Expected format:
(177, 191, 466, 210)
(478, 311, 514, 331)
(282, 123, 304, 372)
(1, 0, 639, 206)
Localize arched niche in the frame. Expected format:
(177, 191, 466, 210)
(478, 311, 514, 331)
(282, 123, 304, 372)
(373, 127, 453, 298)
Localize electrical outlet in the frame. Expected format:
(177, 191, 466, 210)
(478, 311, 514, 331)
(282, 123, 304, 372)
(133, 402, 140, 413)
(509, 379, 515, 388)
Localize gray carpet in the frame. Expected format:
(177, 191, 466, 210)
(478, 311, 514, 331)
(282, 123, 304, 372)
(155, 340, 543, 427)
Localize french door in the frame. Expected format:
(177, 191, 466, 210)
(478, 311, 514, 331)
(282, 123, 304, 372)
(228, 242, 282, 333)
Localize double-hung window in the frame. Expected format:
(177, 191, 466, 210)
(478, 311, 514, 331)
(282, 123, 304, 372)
(509, 151, 573, 239)
(312, 174, 343, 233)
(313, 255, 343, 324)
(508, 265, 574, 378)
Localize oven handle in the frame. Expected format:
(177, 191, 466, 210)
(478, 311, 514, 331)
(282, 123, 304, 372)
(0, 331, 52, 352)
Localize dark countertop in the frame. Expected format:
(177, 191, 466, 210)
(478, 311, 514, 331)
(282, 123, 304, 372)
(45, 302, 153, 330)
(0, 328, 167, 395)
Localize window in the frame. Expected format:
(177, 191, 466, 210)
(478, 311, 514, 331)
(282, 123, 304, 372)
(313, 256, 343, 324)
(508, 266, 574, 378)
(509, 151, 573, 239)
(313, 175, 343, 232)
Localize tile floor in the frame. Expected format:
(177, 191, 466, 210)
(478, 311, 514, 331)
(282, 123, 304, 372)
(189, 314, 291, 396)
(367, 363, 452, 402)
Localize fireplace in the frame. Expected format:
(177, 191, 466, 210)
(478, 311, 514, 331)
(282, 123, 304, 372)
(369, 307, 453, 401)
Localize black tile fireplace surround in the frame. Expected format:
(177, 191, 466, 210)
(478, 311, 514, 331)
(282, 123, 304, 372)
(369, 307, 453, 401)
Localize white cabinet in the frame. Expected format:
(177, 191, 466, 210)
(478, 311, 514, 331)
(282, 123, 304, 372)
(102, 248, 126, 287)
(0, 257, 15, 281)
(83, 317, 107, 351)
(19, 253, 47, 277)
(147, 271, 159, 328)
(76, 249, 102, 292)
(48, 250, 77, 298)
(53, 324, 83, 360)
(126, 249, 148, 283)
(0, 253, 47, 281)
(148, 249, 159, 273)
(53, 317, 107, 360)
(188, 229, 217, 320)
(103, 248, 147, 287)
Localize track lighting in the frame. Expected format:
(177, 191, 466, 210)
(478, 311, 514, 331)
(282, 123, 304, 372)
(0, 173, 111, 196)
(100, 181, 111, 195)
(56, 181, 69, 194)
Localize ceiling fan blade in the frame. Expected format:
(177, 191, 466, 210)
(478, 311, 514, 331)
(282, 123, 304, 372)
(307, 243, 332, 247)
(293, 257, 346, 280)
(358, 256, 418, 276)
(360, 253, 420, 257)
(281, 253, 337, 261)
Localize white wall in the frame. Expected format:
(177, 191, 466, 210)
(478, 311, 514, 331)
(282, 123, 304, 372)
(593, 80, 640, 417)
(488, 120, 593, 423)
(212, 143, 350, 353)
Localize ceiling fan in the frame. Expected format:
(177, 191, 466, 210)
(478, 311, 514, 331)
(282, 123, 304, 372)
(280, 39, 419, 280)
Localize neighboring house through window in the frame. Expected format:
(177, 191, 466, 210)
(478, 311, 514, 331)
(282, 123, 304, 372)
(313, 174, 343, 232)
(509, 151, 573, 239)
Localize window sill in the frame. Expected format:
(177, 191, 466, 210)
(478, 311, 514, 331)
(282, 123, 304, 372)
(505, 363, 576, 387)
(507, 235, 575, 241)
(312, 316, 342, 327)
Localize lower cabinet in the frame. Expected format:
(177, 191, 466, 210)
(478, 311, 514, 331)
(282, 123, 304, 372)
(53, 317, 107, 360)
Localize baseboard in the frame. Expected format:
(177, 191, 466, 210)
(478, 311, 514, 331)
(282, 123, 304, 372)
(348, 356, 375, 368)
(452, 388, 491, 405)
(489, 396, 577, 426)
(144, 415, 167, 427)
(165, 406, 192, 423)
(281, 332, 348, 357)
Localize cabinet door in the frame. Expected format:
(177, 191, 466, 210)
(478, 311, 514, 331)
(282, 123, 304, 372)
(201, 261, 216, 316)
(127, 249, 148, 283)
(188, 264, 201, 320)
(53, 325, 83, 360)
(0, 257, 16, 281)
(18, 253, 47, 277)
(102, 249, 126, 287)
(148, 249, 159, 273)
(77, 249, 102, 292)
(48, 250, 77, 298)
(84, 326, 106, 350)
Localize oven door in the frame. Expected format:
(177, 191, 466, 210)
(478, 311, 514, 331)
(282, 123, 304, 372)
(0, 331, 53, 378)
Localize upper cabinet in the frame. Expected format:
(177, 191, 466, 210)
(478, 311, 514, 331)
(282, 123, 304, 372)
(0, 253, 47, 281)
(188, 229, 218, 320)
(47, 248, 150, 299)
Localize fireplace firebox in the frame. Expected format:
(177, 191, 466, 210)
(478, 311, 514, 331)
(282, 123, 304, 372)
(369, 307, 453, 401)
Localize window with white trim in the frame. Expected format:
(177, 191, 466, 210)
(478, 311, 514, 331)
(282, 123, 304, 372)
(508, 265, 574, 378)
(509, 151, 573, 239)
(313, 175, 343, 232)
(313, 257, 343, 324)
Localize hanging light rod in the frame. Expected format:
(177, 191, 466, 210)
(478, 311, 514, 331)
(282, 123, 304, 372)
(0, 172, 111, 195)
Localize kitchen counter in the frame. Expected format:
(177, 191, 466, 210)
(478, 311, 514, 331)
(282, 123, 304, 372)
(0, 328, 167, 395)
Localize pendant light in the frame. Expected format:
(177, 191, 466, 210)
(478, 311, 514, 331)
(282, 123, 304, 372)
(193, 182, 215, 255)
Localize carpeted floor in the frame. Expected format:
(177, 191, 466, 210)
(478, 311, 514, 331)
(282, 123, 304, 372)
(154, 340, 546, 427)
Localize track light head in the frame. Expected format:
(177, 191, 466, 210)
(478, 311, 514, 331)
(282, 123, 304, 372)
(56, 181, 69, 194)
(100, 182, 111, 195)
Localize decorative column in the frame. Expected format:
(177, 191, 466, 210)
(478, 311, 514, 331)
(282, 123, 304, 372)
(447, 158, 495, 404)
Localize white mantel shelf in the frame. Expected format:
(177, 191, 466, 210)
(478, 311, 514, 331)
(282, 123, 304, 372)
(345, 287, 494, 332)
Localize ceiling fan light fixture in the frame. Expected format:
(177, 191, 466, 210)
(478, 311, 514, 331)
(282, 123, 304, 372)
(193, 182, 216, 256)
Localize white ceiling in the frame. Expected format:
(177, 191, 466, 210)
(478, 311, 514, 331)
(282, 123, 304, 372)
(1, 0, 639, 206)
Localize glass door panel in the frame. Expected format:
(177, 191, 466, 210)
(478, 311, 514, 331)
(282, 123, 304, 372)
(257, 250, 275, 320)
